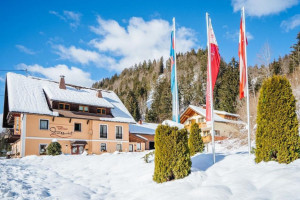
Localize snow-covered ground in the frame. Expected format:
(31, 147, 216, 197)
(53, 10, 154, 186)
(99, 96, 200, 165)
(1, 140, 300, 200)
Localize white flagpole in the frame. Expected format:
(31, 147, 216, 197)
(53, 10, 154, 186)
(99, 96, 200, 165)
(206, 13, 216, 163)
(242, 7, 251, 154)
(173, 17, 179, 123)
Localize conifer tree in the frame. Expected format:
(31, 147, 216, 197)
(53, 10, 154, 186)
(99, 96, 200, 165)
(153, 125, 191, 183)
(188, 123, 204, 156)
(255, 75, 300, 164)
(125, 91, 141, 121)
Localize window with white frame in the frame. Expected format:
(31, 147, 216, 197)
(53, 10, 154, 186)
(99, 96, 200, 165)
(100, 143, 107, 152)
(137, 143, 141, 150)
(100, 125, 108, 138)
(116, 144, 122, 152)
(40, 119, 49, 130)
(39, 144, 47, 155)
(116, 126, 122, 139)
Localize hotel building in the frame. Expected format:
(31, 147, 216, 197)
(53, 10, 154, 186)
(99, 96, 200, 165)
(2, 73, 145, 157)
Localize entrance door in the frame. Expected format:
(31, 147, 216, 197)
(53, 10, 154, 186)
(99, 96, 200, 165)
(149, 142, 155, 150)
(129, 144, 133, 152)
(71, 145, 85, 154)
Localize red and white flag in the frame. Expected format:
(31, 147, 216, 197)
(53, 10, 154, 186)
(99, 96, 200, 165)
(239, 16, 247, 99)
(206, 20, 220, 121)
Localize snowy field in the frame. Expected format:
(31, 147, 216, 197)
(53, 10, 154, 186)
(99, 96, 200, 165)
(1, 140, 300, 200)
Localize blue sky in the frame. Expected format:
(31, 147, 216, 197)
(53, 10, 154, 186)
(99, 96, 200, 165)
(0, 0, 300, 114)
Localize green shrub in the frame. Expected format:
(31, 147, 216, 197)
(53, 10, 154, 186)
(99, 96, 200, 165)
(143, 151, 155, 163)
(47, 142, 62, 156)
(153, 125, 191, 183)
(188, 123, 204, 156)
(255, 75, 300, 164)
(172, 128, 191, 179)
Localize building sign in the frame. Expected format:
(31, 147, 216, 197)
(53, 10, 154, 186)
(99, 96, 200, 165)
(50, 126, 73, 138)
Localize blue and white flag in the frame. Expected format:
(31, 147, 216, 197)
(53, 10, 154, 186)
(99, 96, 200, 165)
(170, 21, 180, 123)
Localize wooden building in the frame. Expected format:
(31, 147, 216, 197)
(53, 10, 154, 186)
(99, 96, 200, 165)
(180, 105, 243, 143)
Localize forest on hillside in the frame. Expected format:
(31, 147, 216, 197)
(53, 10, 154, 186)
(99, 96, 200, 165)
(92, 32, 300, 124)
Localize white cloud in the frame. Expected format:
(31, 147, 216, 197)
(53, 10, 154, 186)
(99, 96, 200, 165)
(49, 10, 81, 29)
(281, 14, 300, 32)
(52, 44, 116, 68)
(17, 63, 94, 87)
(53, 45, 99, 65)
(0, 77, 5, 82)
(232, 0, 299, 17)
(89, 16, 198, 71)
(15, 45, 36, 55)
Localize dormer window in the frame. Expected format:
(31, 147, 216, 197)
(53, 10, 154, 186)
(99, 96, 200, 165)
(97, 108, 106, 115)
(59, 103, 70, 110)
(79, 105, 89, 112)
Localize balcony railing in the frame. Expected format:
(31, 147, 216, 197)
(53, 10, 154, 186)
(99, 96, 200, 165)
(116, 134, 122, 139)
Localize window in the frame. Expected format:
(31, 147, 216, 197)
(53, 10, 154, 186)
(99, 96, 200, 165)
(137, 143, 141, 150)
(65, 104, 70, 110)
(40, 119, 49, 130)
(79, 105, 89, 112)
(116, 126, 122, 139)
(74, 123, 81, 132)
(215, 130, 220, 136)
(116, 144, 122, 152)
(101, 143, 107, 152)
(198, 118, 205, 123)
(59, 103, 70, 110)
(203, 131, 210, 136)
(97, 108, 106, 115)
(100, 125, 108, 138)
(15, 117, 20, 131)
(39, 144, 47, 155)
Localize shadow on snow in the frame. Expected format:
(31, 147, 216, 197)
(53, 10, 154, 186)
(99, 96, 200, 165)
(191, 153, 226, 171)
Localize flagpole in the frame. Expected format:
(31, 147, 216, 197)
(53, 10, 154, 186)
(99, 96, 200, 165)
(173, 17, 179, 123)
(206, 13, 216, 163)
(242, 7, 251, 154)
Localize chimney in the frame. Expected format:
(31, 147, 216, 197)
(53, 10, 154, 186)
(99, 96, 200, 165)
(97, 90, 102, 98)
(59, 75, 66, 89)
(138, 120, 142, 125)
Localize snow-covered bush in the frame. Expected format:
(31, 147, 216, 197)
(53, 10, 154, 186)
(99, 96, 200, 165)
(188, 123, 204, 156)
(143, 151, 154, 163)
(256, 75, 300, 164)
(153, 125, 191, 183)
(47, 142, 62, 156)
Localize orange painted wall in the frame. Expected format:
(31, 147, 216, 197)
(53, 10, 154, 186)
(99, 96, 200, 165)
(22, 114, 132, 156)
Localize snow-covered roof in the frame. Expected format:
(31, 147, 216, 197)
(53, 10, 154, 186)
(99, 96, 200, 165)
(182, 105, 243, 124)
(43, 85, 113, 108)
(214, 110, 240, 117)
(162, 120, 185, 129)
(5, 73, 135, 123)
(129, 122, 159, 135)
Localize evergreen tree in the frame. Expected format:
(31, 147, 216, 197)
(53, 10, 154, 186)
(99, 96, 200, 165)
(215, 58, 239, 113)
(255, 75, 300, 164)
(125, 91, 141, 121)
(153, 125, 191, 183)
(159, 56, 164, 74)
(188, 123, 204, 156)
(172, 128, 191, 179)
(47, 142, 62, 155)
